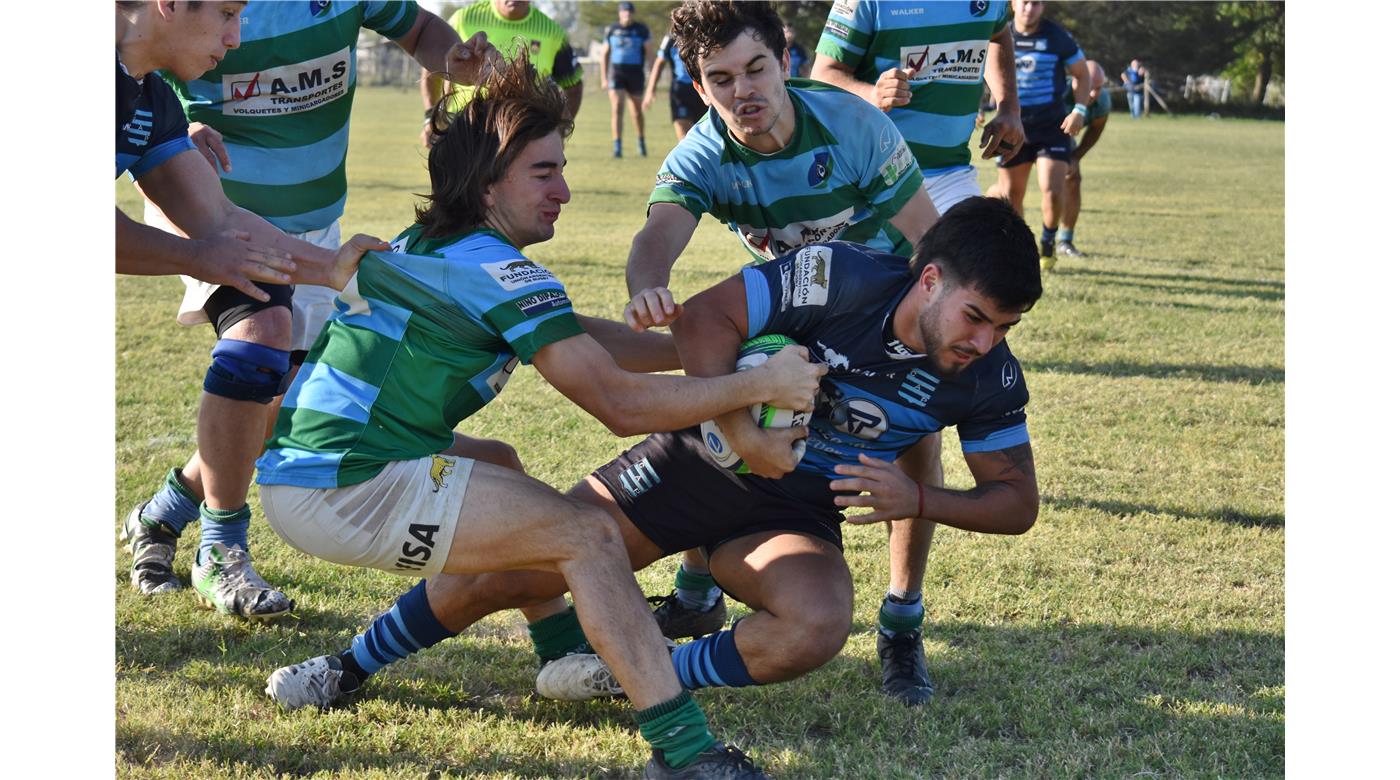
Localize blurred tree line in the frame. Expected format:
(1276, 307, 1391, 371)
(438, 2, 1282, 106)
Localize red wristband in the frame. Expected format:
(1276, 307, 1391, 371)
(916, 483, 925, 519)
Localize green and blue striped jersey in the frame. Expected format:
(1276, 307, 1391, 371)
(161, 1, 420, 233)
(257, 227, 584, 488)
(817, 0, 1011, 176)
(649, 80, 922, 262)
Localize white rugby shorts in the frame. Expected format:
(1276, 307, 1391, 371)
(142, 200, 342, 352)
(922, 166, 983, 216)
(261, 455, 476, 577)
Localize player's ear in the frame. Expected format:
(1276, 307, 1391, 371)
(781, 48, 791, 79)
(692, 81, 709, 106)
(922, 262, 942, 292)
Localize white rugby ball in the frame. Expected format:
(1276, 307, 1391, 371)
(700, 334, 810, 474)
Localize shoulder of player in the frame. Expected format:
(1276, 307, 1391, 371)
(964, 341, 1026, 396)
(790, 80, 886, 120)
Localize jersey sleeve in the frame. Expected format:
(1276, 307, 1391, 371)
(656, 34, 673, 61)
(853, 106, 922, 222)
(740, 244, 863, 342)
(553, 42, 583, 88)
(444, 244, 585, 363)
(816, 0, 874, 67)
(125, 80, 196, 180)
(360, 1, 420, 40)
(640, 23, 652, 44)
(956, 355, 1031, 454)
(647, 139, 719, 220)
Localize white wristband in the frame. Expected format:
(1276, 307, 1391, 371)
(1072, 103, 1088, 117)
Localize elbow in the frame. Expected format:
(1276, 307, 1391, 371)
(1006, 491, 1040, 535)
(594, 399, 645, 438)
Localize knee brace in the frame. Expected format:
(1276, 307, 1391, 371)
(203, 339, 292, 404)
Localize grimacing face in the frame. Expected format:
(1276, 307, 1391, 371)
(916, 273, 1022, 377)
(693, 29, 789, 149)
(482, 132, 571, 249)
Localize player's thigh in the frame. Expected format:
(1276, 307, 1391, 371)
(443, 461, 624, 575)
(1001, 163, 1033, 198)
(568, 475, 668, 571)
(1037, 156, 1068, 193)
(708, 530, 852, 620)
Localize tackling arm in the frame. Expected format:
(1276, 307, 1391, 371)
(622, 203, 700, 331)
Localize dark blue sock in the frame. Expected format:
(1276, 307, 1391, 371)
(197, 503, 250, 563)
(1041, 225, 1056, 245)
(671, 629, 757, 690)
(143, 468, 200, 536)
(348, 581, 456, 677)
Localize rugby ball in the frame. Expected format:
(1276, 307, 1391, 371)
(700, 334, 810, 474)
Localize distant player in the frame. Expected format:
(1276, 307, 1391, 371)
(990, 0, 1090, 271)
(267, 199, 1043, 770)
(643, 31, 705, 140)
(422, 0, 584, 146)
(811, 0, 1024, 705)
(784, 22, 810, 78)
(259, 53, 824, 779)
(602, 1, 651, 157)
(1056, 59, 1110, 258)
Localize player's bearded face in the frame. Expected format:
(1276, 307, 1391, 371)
(918, 282, 1014, 377)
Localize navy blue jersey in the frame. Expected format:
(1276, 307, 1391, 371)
(740, 242, 1030, 480)
(605, 22, 650, 66)
(116, 53, 194, 180)
(787, 43, 809, 77)
(1011, 18, 1083, 129)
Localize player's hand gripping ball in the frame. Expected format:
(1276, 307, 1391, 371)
(700, 335, 811, 473)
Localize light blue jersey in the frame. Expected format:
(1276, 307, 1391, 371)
(649, 80, 921, 261)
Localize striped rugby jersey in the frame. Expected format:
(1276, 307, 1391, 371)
(1009, 17, 1084, 129)
(257, 227, 584, 488)
(649, 80, 922, 262)
(817, 0, 1011, 176)
(160, 1, 420, 233)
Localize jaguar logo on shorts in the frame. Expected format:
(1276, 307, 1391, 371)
(430, 455, 455, 493)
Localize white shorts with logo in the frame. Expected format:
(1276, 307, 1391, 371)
(922, 166, 983, 216)
(142, 201, 343, 352)
(261, 455, 475, 577)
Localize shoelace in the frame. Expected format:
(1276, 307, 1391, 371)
(881, 634, 924, 678)
(212, 547, 273, 593)
(715, 745, 758, 771)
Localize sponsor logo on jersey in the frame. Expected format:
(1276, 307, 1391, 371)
(824, 20, 854, 41)
(899, 41, 989, 85)
(832, 0, 858, 18)
(880, 140, 914, 186)
(816, 340, 850, 372)
(832, 397, 889, 440)
(791, 246, 832, 308)
(1035, 39, 1047, 51)
(808, 151, 833, 188)
(515, 290, 569, 317)
(484, 258, 556, 291)
(779, 263, 793, 311)
(530, 39, 542, 56)
(880, 126, 894, 153)
(899, 368, 940, 407)
(885, 338, 919, 359)
(1016, 55, 1037, 73)
(221, 47, 351, 117)
(656, 171, 683, 187)
(889, 6, 924, 15)
(618, 457, 661, 498)
(971, 1, 991, 17)
(1001, 361, 1018, 389)
(429, 455, 455, 493)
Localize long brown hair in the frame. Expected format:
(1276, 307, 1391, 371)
(415, 50, 574, 238)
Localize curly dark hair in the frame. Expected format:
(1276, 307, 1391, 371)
(668, 0, 785, 84)
(415, 50, 574, 238)
(911, 197, 1043, 312)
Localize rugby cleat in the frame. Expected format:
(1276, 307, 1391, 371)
(265, 655, 359, 710)
(649, 592, 727, 641)
(120, 502, 183, 595)
(191, 542, 294, 619)
(877, 629, 935, 706)
(644, 742, 770, 779)
(535, 649, 625, 701)
(1056, 240, 1085, 258)
(1039, 239, 1056, 272)
(638, 138, 648, 157)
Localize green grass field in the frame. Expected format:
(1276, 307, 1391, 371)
(116, 85, 1283, 779)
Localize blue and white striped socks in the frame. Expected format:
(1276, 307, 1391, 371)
(671, 629, 757, 690)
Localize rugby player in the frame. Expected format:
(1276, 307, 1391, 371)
(266, 199, 1042, 768)
(602, 2, 651, 158)
(643, 30, 705, 141)
(810, 0, 1025, 705)
(1056, 59, 1111, 259)
(422, 0, 584, 145)
(988, 0, 1090, 271)
(619, 0, 945, 706)
(257, 53, 821, 779)
(116, 0, 378, 300)
(121, 1, 496, 618)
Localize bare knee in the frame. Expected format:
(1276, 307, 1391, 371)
(558, 501, 626, 560)
(761, 606, 852, 677)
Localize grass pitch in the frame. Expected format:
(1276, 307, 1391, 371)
(116, 86, 1283, 778)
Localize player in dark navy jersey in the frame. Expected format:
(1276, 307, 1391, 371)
(277, 197, 1043, 721)
(602, 2, 651, 157)
(115, 1, 379, 301)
